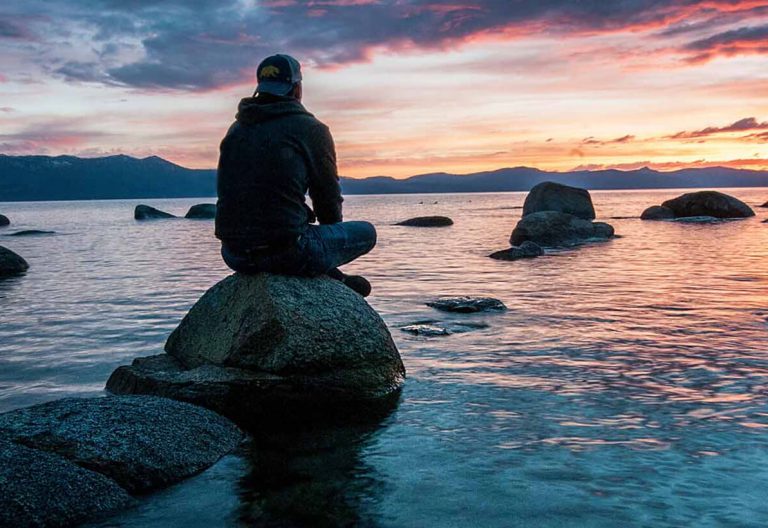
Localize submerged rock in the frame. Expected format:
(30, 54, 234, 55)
(0, 245, 29, 277)
(660, 191, 754, 219)
(0, 439, 133, 528)
(396, 216, 453, 227)
(523, 181, 596, 220)
(0, 396, 242, 494)
(510, 211, 614, 247)
(760, 200, 768, 208)
(0, 214, 9, 227)
(489, 240, 544, 261)
(640, 205, 675, 221)
(6, 229, 55, 237)
(427, 297, 507, 313)
(672, 215, 721, 223)
(400, 320, 489, 336)
(185, 203, 216, 219)
(108, 274, 405, 423)
(134, 204, 176, 220)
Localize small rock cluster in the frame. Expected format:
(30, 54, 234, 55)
(490, 181, 614, 261)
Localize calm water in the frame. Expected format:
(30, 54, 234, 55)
(1, 189, 768, 527)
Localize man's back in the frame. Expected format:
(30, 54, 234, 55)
(215, 96, 342, 246)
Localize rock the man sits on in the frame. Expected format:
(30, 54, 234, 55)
(215, 54, 375, 296)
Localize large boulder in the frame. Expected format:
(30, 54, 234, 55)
(660, 191, 754, 219)
(108, 274, 406, 423)
(0, 439, 133, 528)
(641, 205, 675, 221)
(510, 211, 614, 247)
(134, 204, 176, 220)
(0, 245, 29, 277)
(396, 216, 453, 227)
(523, 181, 596, 220)
(185, 203, 216, 219)
(0, 214, 9, 226)
(0, 396, 242, 494)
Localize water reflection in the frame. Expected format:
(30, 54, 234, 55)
(236, 415, 395, 528)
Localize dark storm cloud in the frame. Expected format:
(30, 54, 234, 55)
(3, 0, 768, 90)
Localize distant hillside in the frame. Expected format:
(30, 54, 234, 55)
(0, 154, 216, 201)
(1, 154, 768, 202)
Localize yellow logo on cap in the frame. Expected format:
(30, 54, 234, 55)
(260, 65, 280, 78)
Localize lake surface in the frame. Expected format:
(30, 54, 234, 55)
(1, 189, 767, 527)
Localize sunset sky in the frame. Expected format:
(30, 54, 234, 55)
(1, 0, 767, 178)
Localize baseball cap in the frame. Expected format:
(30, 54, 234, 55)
(256, 54, 302, 96)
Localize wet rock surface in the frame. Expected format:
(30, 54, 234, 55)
(523, 181, 596, 220)
(0, 439, 134, 528)
(427, 297, 507, 313)
(0, 245, 29, 277)
(510, 211, 614, 247)
(185, 203, 216, 219)
(396, 216, 454, 227)
(489, 240, 544, 261)
(400, 320, 490, 336)
(108, 274, 406, 422)
(660, 191, 754, 219)
(0, 396, 242, 494)
(0, 214, 9, 226)
(134, 204, 176, 220)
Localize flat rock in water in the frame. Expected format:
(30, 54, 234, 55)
(0, 245, 29, 277)
(108, 274, 406, 422)
(640, 205, 675, 221)
(0, 439, 133, 528)
(396, 216, 453, 227)
(522, 181, 596, 220)
(510, 211, 614, 247)
(400, 321, 489, 336)
(489, 240, 544, 261)
(661, 191, 754, 219)
(0, 396, 242, 494)
(427, 297, 507, 313)
(6, 229, 55, 237)
(134, 204, 176, 220)
(185, 203, 217, 219)
(0, 214, 9, 226)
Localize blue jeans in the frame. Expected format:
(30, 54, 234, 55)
(221, 221, 376, 278)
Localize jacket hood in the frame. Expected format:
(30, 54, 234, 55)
(235, 97, 312, 125)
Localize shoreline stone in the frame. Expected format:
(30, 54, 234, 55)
(510, 211, 614, 247)
(489, 240, 544, 261)
(108, 274, 406, 424)
(522, 181, 596, 220)
(395, 216, 453, 227)
(0, 396, 242, 494)
(661, 191, 754, 219)
(134, 204, 176, 220)
(640, 205, 675, 221)
(185, 203, 216, 219)
(0, 245, 29, 277)
(0, 214, 9, 226)
(427, 297, 507, 313)
(0, 439, 134, 528)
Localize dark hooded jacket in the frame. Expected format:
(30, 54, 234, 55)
(215, 96, 343, 246)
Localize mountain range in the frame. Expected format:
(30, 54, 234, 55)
(1, 154, 768, 202)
